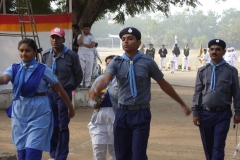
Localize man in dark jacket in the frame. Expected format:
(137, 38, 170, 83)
(158, 44, 168, 71)
(173, 44, 180, 70)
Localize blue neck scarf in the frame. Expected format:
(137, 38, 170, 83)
(50, 45, 69, 72)
(122, 51, 141, 99)
(210, 59, 226, 92)
(13, 58, 37, 100)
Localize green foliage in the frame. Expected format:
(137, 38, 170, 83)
(91, 7, 240, 49)
(102, 0, 201, 24)
(5, 0, 54, 14)
(192, 35, 208, 48)
(51, 0, 68, 13)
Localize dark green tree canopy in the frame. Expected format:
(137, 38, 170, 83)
(73, 0, 203, 27)
(4, 0, 54, 14)
(3, 0, 228, 30)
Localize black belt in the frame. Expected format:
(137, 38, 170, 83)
(202, 105, 230, 112)
(21, 92, 46, 97)
(48, 86, 72, 92)
(118, 103, 150, 110)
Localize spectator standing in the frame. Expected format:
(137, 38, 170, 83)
(158, 44, 168, 71)
(182, 43, 190, 72)
(200, 48, 210, 66)
(145, 43, 155, 59)
(77, 23, 96, 88)
(173, 44, 180, 70)
(92, 43, 102, 78)
(72, 24, 80, 53)
(169, 50, 176, 73)
(231, 47, 237, 67)
(139, 44, 145, 54)
(223, 48, 233, 66)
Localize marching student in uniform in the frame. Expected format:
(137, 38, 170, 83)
(88, 55, 118, 160)
(42, 27, 83, 160)
(77, 23, 96, 88)
(192, 39, 240, 160)
(89, 27, 191, 160)
(182, 43, 190, 71)
(169, 50, 176, 73)
(1, 38, 75, 160)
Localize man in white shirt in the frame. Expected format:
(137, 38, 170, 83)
(201, 49, 210, 66)
(231, 47, 237, 67)
(223, 48, 233, 66)
(92, 43, 102, 78)
(77, 23, 96, 88)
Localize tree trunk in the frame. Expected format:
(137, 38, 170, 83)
(72, 0, 104, 28)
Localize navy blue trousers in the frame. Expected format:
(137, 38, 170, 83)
(47, 88, 72, 160)
(199, 107, 232, 160)
(17, 148, 42, 160)
(114, 107, 151, 160)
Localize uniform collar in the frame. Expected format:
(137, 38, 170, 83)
(50, 44, 69, 58)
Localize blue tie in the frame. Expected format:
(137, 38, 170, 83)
(210, 59, 226, 92)
(13, 59, 37, 100)
(122, 51, 141, 99)
(50, 45, 69, 72)
(52, 55, 60, 73)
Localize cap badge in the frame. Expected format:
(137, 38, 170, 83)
(216, 39, 219, 43)
(54, 28, 60, 32)
(128, 28, 132, 33)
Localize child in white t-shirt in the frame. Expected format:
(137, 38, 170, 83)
(169, 50, 176, 73)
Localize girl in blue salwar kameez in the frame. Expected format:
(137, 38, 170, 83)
(0, 38, 75, 160)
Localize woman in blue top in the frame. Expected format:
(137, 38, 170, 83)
(0, 38, 75, 160)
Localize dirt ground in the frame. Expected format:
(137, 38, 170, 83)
(1, 48, 240, 159)
(0, 82, 238, 160)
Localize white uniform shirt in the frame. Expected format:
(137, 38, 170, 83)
(77, 33, 96, 55)
(169, 54, 176, 62)
(201, 52, 210, 64)
(224, 51, 233, 65)
(93, 48, 100, 60)
(232, 51, 237, 61)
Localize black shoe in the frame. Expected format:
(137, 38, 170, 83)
(78, 85, 82, 88)
(87, 86, 91, 88)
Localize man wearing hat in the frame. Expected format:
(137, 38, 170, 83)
(89, 27, 191, 160)
(192, 39, 240, 160)
(145, 43, 155, 59)
(158, 44, 168, 70)
(42, 27, 83, 160)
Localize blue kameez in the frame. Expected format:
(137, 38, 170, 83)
(4, 63, 58, 151)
